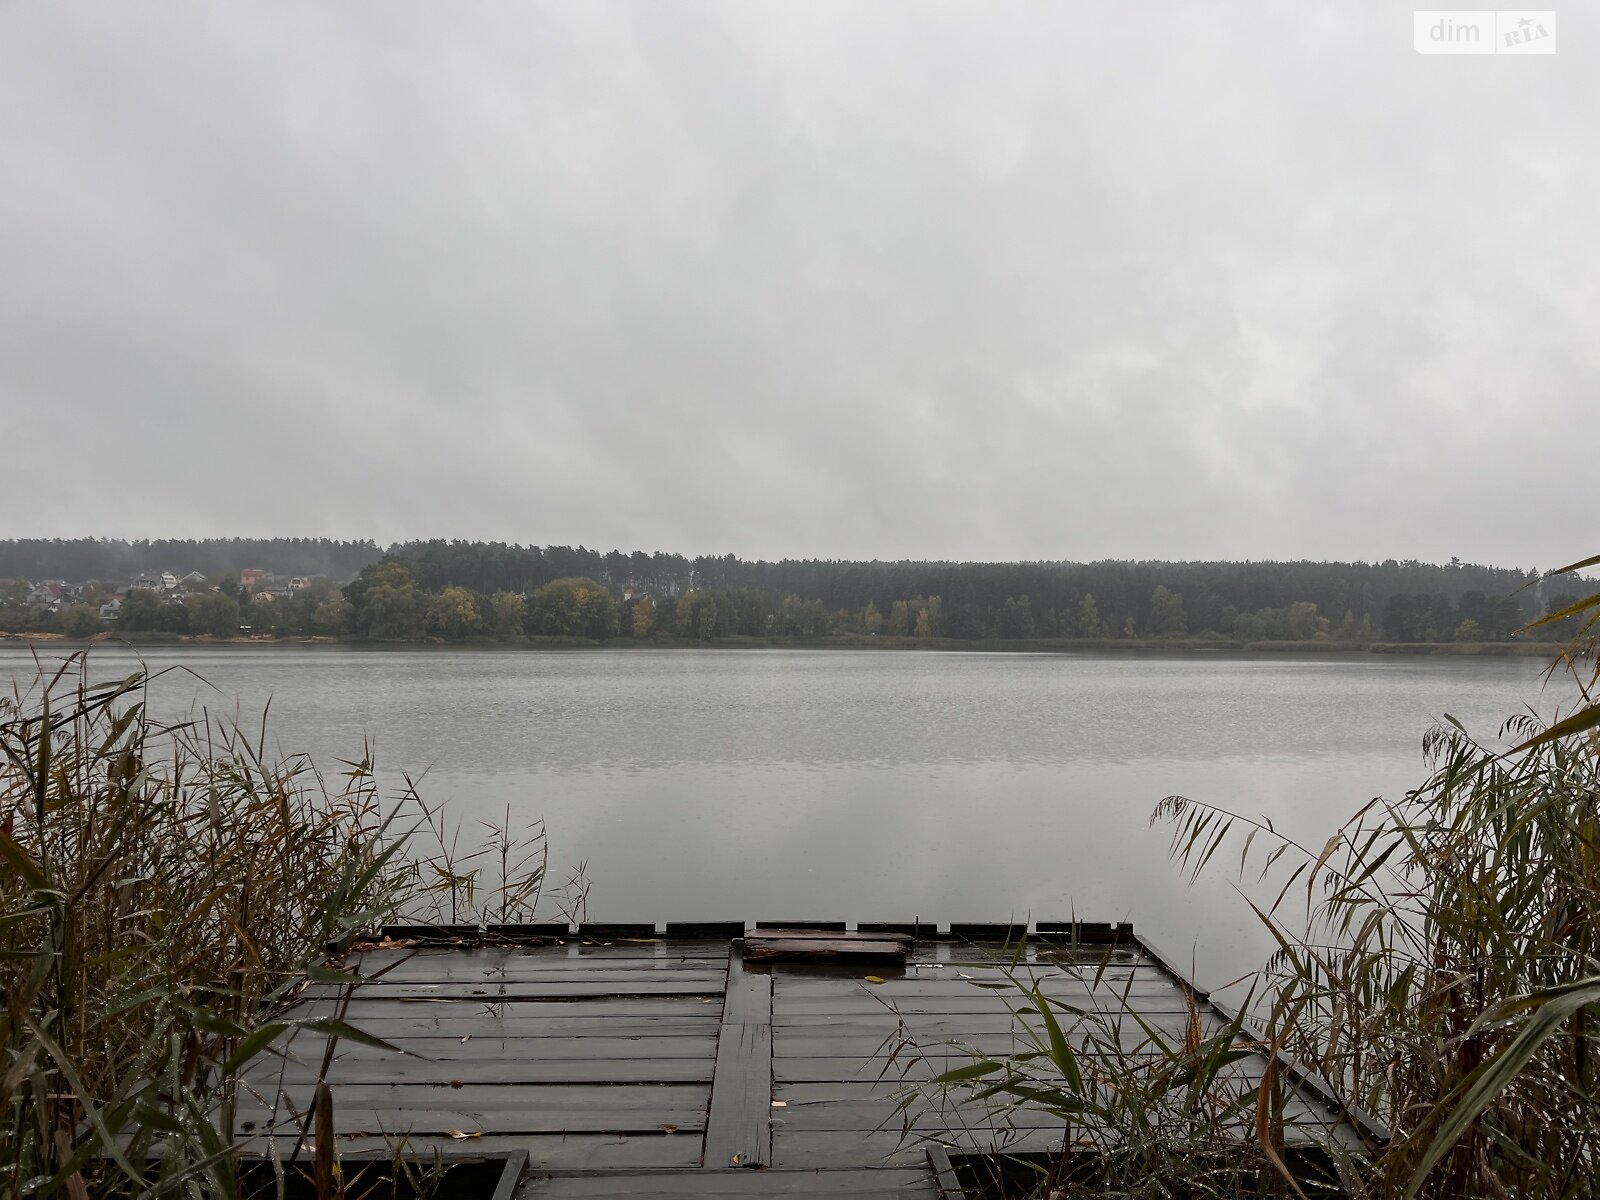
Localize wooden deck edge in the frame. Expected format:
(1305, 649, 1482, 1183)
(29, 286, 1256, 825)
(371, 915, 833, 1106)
(1132, 933, 1392, 1146)
(361, 920, 1144, 948)
(489, 1149, 529, 1200)
(1127, 933, 1210, 999)
(926, 1146, 967, 1199)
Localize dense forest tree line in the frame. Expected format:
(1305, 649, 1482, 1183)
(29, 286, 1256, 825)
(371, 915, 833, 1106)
(375, 542, 1559, 642)
(2, 537, 1584, 644)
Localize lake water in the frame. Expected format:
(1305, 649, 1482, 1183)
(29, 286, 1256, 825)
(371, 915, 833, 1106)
(0, 644, 1565, 990)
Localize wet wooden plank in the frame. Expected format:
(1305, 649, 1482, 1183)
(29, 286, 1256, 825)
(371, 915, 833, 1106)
(349, 958, 731, 981)
(258, 1034, 721, 1062)
(270, 1014, 722, 1038)
(702, 953, 773, 1169)
(256, 1055, 716, 1085)
(240, 1132, 703, 1170)
(237, 1083, 711, 1135)
(350, 942, 729, 966)
(774, 972, 1177, 998)
(773, 992, 1201, 1017)
(769, 1129, 945, 1169)
(301, 978, 724, 1000)
(517, 1168, 937, 1197)
(773, 1033, 1223, 1060)
(772, 1013, 1223, 1040)
(769, 1082, 1060, 1134)
(775, 1056, 955, 1084)
(288, 996, 723, 1021)
(770, 1127, 1062, 1169)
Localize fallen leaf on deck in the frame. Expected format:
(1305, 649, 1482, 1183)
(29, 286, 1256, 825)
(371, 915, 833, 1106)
(446, 1129, 482, 1140)
(864, 975, 886, 985)
(731, 1152, 742, 1165)
(770, 1100, 787, 1108)
(459, 1034, 471, 1043)
(448, 1080, 465, 1089)
(658, 1123, 678, 1134)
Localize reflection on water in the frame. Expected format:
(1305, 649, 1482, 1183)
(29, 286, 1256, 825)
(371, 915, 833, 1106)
(1, 644, 1560, 989)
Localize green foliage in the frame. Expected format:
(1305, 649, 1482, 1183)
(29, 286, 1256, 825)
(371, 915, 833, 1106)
(117, 587, 166, 632)
(774, 595, 830, 638)
(426, 585, 480, 638)
(531, 577, 617, 639)
(996, 596, 1037, 639)
(313, 597, 355, 636)
(943, 602, 983, 640)
(185, 590, 240, 638)
(887, 599, 911, 637)
(1233, 601, 1329, 642)
(490, 590, 526, 638)
(59, 605, 101, 640)
(359, 584, 423, 639)
(675, 590, 720, 642)
(863, 601, 884, 635)
(1076, 593, 1107, 639)
(630, 594, 655, 638)
(1149, 585, 1188, 637)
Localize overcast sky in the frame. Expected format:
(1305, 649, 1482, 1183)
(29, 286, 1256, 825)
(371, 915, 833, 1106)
(0, 3, 1591, 569)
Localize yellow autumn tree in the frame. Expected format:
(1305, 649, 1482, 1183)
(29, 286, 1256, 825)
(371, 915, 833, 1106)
(426, 586, 480, 638)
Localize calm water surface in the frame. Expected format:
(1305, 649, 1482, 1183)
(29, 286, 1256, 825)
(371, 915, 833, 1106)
(1, 645, 1562, 989)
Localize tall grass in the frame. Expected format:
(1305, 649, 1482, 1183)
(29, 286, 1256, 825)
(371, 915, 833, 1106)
(893, 941, 1344, 1198)
(923, 560, 1600, 1197)
(0, 654, 415, 1198)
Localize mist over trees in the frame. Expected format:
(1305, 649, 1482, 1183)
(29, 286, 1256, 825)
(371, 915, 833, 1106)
(0, 538, 381, 583)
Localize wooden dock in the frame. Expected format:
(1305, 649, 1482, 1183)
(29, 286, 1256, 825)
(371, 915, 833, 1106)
(238, 924, 1363, 1198)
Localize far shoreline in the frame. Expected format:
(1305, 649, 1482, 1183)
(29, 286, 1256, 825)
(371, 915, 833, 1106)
(0, 630, 1561, 657)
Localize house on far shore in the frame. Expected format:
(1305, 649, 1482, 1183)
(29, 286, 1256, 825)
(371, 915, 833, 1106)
(99, 598, 122, 621)
(130, 574, 161, 592)
(27, 580, 73, 607)
(239, 568, 270, 590)
(181, 570, 207, 587)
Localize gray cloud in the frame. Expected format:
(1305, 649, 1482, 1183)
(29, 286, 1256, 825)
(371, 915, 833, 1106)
(1, 1, 1592, 569)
